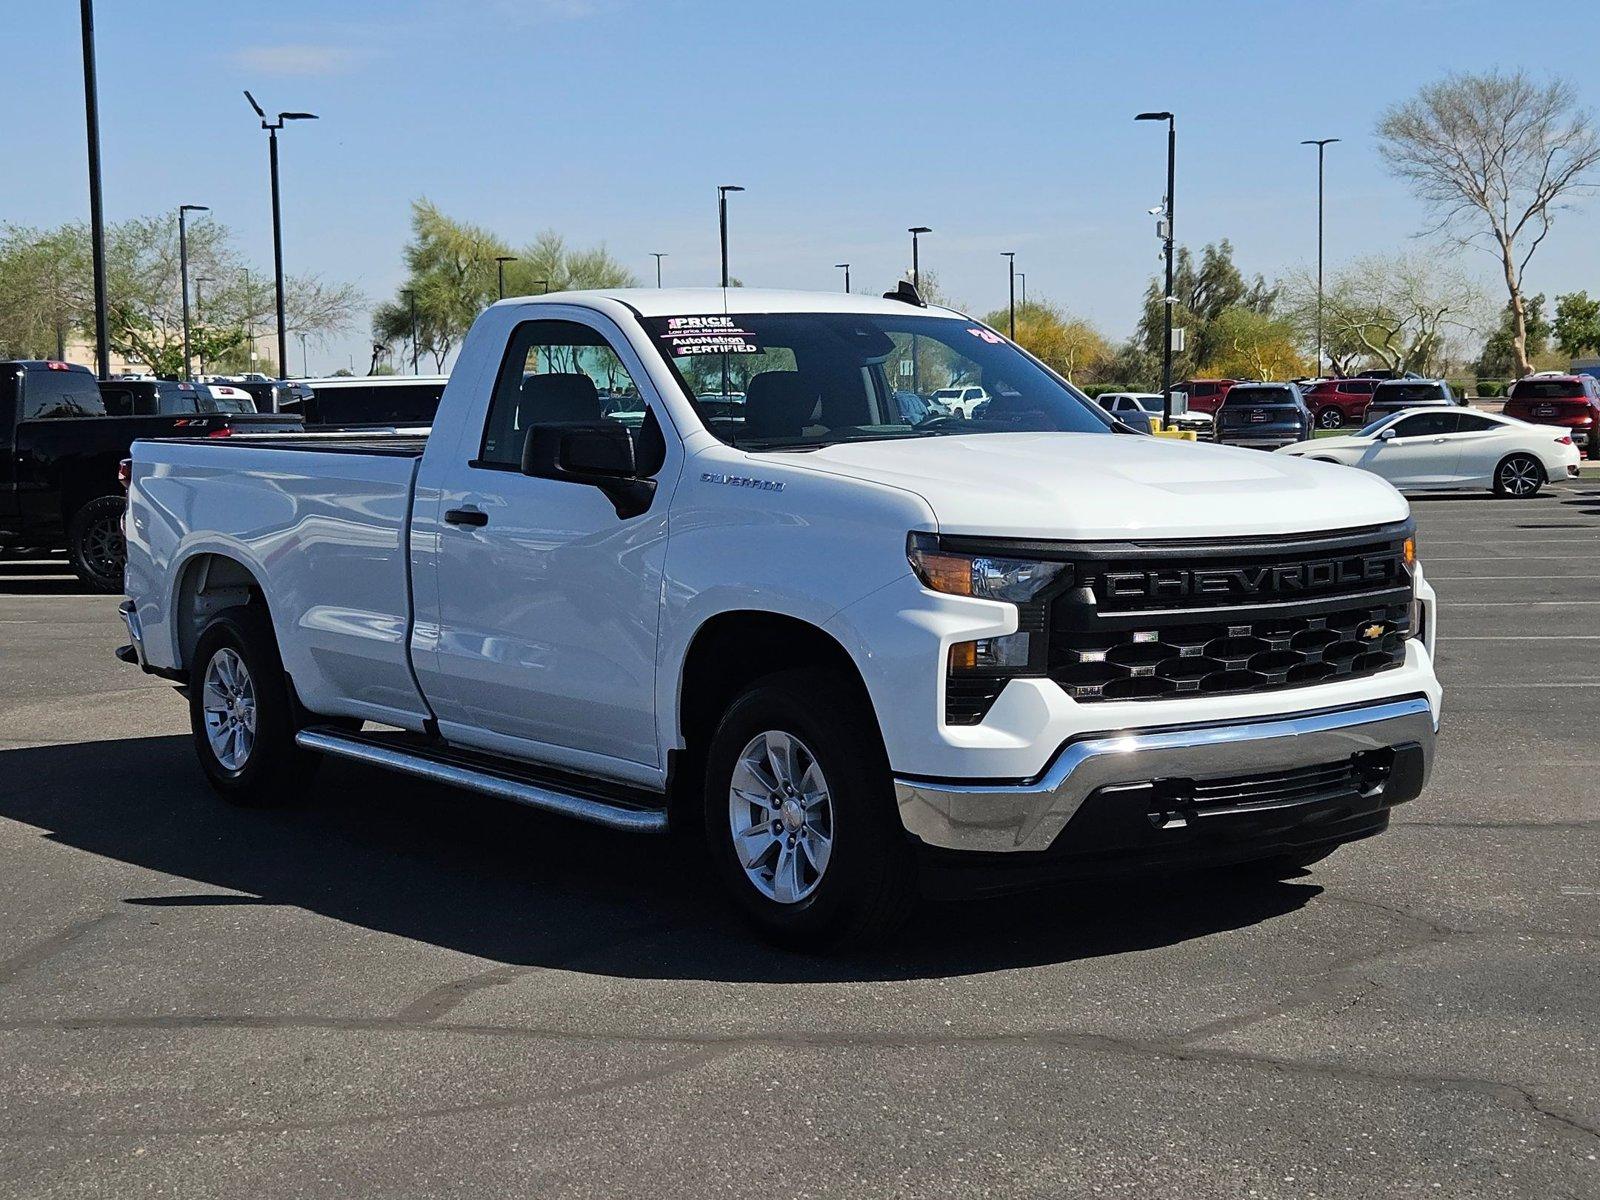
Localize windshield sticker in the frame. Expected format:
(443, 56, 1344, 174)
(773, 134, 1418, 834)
(966, 327, 1004, 345)
(660, 315, 761, 356)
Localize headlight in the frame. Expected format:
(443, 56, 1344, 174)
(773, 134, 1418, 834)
(906, 532, 1070, 603)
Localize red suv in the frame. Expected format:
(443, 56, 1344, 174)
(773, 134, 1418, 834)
(1503, 374, 1600, 459)
(1301, 377, 1379, 429)
(1176, 379, 1238, 416)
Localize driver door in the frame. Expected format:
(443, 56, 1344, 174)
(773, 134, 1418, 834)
(1362, 411, 1461, 488)
(414, 313, 676, 780)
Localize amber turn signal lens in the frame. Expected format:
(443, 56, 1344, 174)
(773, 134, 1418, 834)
(1402, 536, 1416, 568)
(948, 641, 978, 672)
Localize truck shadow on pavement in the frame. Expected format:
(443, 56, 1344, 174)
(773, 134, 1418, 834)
(0, 735, 1320, 983)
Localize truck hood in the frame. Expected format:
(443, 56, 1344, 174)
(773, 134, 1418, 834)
(776, 432, 1407, 539)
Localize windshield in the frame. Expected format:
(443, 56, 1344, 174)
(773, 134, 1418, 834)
(1131, 396, 1163, 412)
(642, 311, 1113, 450)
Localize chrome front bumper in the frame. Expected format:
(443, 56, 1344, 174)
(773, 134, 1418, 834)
(895, 696, 1435, 854)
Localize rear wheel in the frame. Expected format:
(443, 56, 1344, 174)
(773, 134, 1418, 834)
(703, 668, 916, 947)
(66, 495, 126, 593)
(1317, 407, 1345, 430)
(189, 606, 319, 805)
(1493, 454, 1543, 498)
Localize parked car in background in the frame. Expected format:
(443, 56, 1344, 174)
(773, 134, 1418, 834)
(1364, 379, 1459, 422)
(1502, 374, 1600, 459)
(1278, 408, 1578, 498)
(293, 375, 449, 428)
(224, 378, 310, 414)
(930, 384, 990, 418)
(1301, 377, 1379, 429)
(1352, 369, 1423, 381)
(1096, 392, 1213, 438)
(0, 360, 302, 591)
(100, 379, 259, 417)
(1214, 382, 1312, 450)
(1175, 378, 1238, 416)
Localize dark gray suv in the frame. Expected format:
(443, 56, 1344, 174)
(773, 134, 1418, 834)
(1215, 382, 1312, 450)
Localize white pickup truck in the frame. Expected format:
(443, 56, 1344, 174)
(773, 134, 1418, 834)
(120, 287, 1442, 945)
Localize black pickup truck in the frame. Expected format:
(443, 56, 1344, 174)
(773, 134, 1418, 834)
(0, 361, 302, 591)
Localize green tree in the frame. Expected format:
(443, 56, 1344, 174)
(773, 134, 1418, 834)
(1378, 71, 1600, 377)
(1553, 291, 1600, 358)
(1202, 307, 1307, 380)
(1476, 295, 1551, 378)
(982, 300, 1111, 382)
(1130, 240, 1278, 383)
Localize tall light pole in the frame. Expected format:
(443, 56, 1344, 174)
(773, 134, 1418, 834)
(908, 226, 931, 290)
(297, 331, 309, 378)
(194, 276, 213, 375)
(1136, 111, 1176, 429)
(495, 255, 517, 299)
(178, 205, 209, 380)
(402, 288, 419, 375)
(717, 185, 743, 287)
(835, 263, 850, 292)
(1018, 272, 1026, 308)
(1301, 137, 1340, 379)
(244, 91, 317, 380)
(1001, 251, 1017, 339)
(79, 0, 110, 379)
(651, 252, 667, 287)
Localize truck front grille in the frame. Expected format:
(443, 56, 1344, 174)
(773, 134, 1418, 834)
(1043, 524, 1414, 704)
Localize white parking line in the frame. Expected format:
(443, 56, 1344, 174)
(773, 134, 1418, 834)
(1458, 682, 1600, 689)
(1445, 634, 1600, 640)
(1426, 574, 1600, 581)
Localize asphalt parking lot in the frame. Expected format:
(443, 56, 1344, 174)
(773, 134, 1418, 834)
(1, 482, 1597, 1199)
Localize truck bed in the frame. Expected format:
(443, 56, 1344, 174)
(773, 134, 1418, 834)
(153, 432, 430, 457)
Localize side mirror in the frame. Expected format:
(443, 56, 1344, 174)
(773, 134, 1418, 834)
(1378, 427, 1398, 441)
(521, 422, 657, 519)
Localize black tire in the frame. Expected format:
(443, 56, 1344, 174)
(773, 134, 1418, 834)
(188, 606, 319, 805)
(66, 495, 126, 593)
(1493, 453, 1544, 498)
(1316, 407, 1345, 430)
(703, 667, 916, 948)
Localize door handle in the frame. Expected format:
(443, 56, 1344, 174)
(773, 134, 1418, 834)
(443, 507, 489, 527)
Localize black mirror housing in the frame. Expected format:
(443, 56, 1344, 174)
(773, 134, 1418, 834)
(521, 422, 656, 519)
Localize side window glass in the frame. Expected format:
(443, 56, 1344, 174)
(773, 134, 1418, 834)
(480, 319, 647, 468)
(22, 372, 106, 420)
(1456, 414, 1496, 432)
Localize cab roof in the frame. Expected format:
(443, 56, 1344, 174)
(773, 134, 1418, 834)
(491, 286, 968, 320)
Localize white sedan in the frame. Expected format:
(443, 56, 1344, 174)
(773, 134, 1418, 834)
(1276, 407, 1580, 497)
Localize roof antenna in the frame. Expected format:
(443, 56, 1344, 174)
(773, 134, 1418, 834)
(882, 280, 927, 307)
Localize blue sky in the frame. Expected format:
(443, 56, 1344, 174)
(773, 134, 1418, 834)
(7, 0, 1599, 374)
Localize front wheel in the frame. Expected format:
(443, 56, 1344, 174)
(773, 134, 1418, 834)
(1493, 454, 1544, 498)
(66, 495, 126, 593)
(703, 668, 916, 947)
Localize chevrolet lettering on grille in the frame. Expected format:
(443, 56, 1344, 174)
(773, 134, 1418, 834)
(1100, 552, 1403, 602)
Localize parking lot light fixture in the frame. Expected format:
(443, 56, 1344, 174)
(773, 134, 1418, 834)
(1018, 272, 1026, 307)
(1301, 138, 1340, 379)
(178, 205, 209, 381)
(495, 255, 518, 300)
(534, 279, 550, 295)
(651, 252, 667, 287)
(1002, 251, 1017, 339)
(1136, 111, 1176, 428)
(835, 263, 850, 293)
(717, 186, 744, 287)
(908, 227, 932, 291)
(243, 92, 317, 381)
(79, 0, 111, 380)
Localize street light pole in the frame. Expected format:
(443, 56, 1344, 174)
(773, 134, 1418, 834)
(495, 255, 517, 300)
(1018, 272, 1026, 308)
(79, 0, 110, 379)
(298, 331, 309, 378)
(1002, 251, 1016, 339)
(195, 276, 213, 375)
(835, 263, 850, 292)
(651, 252, 667, 287)
(244, 92, 317, 380)
(1301, 138, 1340, 378)
(402, 288, 418, 375)
(178, 205, 208, 381)
(717, 186, 743, 287)
(1137, 111, 1176, 429)
(908, 227, 931, 291)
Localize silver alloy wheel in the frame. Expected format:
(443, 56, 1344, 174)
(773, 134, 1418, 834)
(202, 647, 257, 771)
(1499, 456, 1541, 496)
(727, 729, 835, 905)
(1318, 407, 1344, 429)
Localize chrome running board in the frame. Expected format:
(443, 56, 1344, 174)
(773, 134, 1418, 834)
(294, 727, 668, 834)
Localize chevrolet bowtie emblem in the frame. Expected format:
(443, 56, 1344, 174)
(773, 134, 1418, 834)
(1362, 623, 1386, 640)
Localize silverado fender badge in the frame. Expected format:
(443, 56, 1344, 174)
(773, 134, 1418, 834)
(701, 472, 785, 493)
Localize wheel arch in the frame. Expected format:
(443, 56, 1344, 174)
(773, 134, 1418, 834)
(170, 551, 270, 673)
(671, 610, 878, 826)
